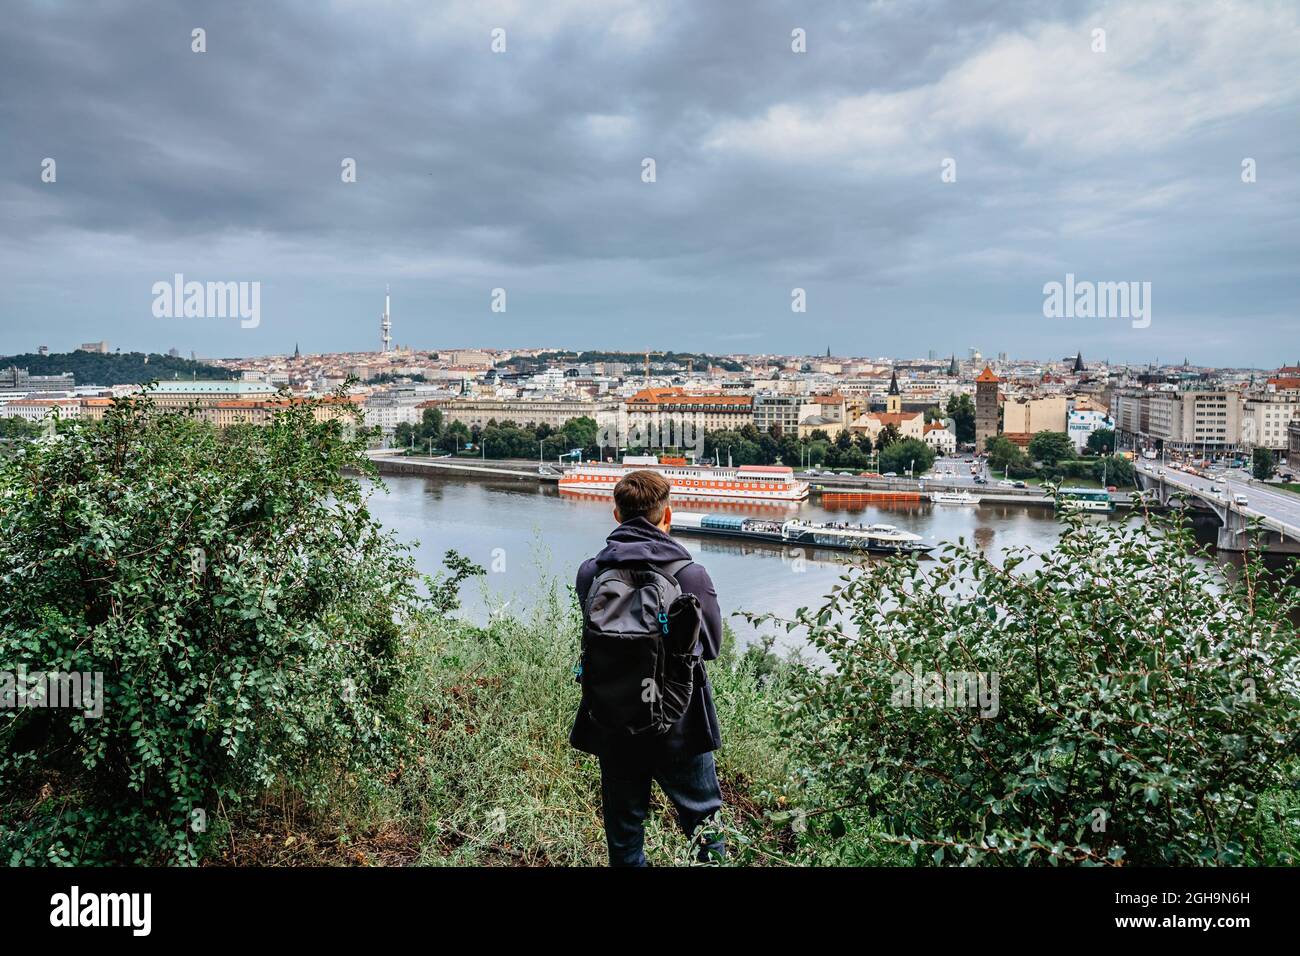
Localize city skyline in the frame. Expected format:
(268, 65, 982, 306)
(2, 0, 1298, 363)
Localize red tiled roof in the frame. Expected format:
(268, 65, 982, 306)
(869, 411, 921, 426)
(975, 366, 1001, 383)
(627, 387, 751, 407)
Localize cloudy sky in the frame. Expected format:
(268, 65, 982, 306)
(2, 0, 1297, 364)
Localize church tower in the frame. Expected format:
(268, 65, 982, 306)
(886, 369, 902, 414)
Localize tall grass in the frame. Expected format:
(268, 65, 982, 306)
(209, 550, 831, 866)
(387, 573, 803, 865)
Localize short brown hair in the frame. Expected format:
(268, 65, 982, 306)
(613, 470, 671, 524)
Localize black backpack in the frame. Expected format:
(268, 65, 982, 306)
(578, 559, 703, 738)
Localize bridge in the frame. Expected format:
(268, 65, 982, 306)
(1135, 461, 1300, 554)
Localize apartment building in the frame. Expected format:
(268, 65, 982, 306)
(1067, 409, 1114, 451)
(0, 397, 82, 421)
(79, 397, 115, 421)
(0, 367, 76, 392)
(1110, 388, 1243, 454)
(444, 397, 620, 431)
(148, 381, 277, 409)
(923, 422, 957, 454)
(202, 396, 358, 428)
(623, 388, 752, 445)
(363, 387, 455, 432)
(1241, 396, 1300, 451)
(1002, 396, 1069, 441)
(753, 394, 817, 434)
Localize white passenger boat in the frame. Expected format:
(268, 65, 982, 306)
(560, 455, 809, 502)
(930, 491, 980, 505)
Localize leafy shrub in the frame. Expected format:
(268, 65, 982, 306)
(0, 393, 422, 864)
(765, 504, 1300, 865)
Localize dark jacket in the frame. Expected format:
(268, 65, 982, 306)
(569, 517, 723, 758)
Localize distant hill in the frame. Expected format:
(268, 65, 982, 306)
(497, 350, 747, 374)
(0, 351, 236, 387)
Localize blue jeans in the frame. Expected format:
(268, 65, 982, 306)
(598, 749, 725, 867)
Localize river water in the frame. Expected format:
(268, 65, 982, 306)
(363, 472, 1103, 650)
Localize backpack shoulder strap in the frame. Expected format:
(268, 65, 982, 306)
(657, 558, 693, 585)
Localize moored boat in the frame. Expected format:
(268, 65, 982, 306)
(559, 455, 809, 502)
(671, 511, 933, 554)
(930, 491, 980, 505)
(1055, 487, 1114, 513)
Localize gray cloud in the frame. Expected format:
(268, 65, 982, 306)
(1, 0, 1297, 363)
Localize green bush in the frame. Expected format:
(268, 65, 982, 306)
(762, 505, 1300, 865)
(0, 393, 422, 864)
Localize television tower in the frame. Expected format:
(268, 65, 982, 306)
(380, 285, 392, 353)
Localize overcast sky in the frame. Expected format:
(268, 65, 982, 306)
(2, 0, 1297, 364)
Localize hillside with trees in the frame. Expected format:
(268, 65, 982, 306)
(0, 351, 235, 387)
(496, 350, 746, 373)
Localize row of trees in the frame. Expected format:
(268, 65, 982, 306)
(394, 409, 600, 460)
(984, 428, 1134, 485)
(688, 424, 938, 475)
(393, 411, 942, 474)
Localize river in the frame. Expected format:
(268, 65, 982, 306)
(362, 472, 1113, 650)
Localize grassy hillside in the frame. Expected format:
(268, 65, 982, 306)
(212, 587, 855, 867)
(4, 399, 1298, 867)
